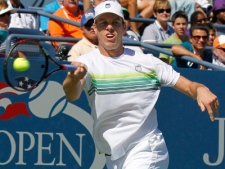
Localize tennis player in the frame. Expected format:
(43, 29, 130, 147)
(63, 1, 219, 168)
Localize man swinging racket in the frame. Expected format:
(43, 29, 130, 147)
(63, 1, 219, 168)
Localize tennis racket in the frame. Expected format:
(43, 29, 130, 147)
(3, 39, 77, 92)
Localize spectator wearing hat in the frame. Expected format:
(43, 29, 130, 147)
(212, 0, 225, 35)
(7, 0, 36, 29)
(0, 0, 16, 55)
(212, 35, 225, 67)
(67, 12, 98, 61)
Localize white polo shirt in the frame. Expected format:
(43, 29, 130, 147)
(7, 0, 36, 29)
(76, 48, 180, 160)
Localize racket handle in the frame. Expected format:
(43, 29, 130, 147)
(62, 64, 78, 71)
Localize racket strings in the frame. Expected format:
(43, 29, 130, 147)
(5, 42, 48, 91)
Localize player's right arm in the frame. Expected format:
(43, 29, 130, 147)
(63, 62, 87, 102)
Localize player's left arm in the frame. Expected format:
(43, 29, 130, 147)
(173, 76, 219, 121)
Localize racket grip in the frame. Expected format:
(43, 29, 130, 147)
(62, 64, 78, 72)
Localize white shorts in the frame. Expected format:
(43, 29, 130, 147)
(105, 131, 169, 169)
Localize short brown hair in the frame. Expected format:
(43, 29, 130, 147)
(190, 24, 209, 37)
(153, 0, 171, 12)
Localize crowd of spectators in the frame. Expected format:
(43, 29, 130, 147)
(0, 0, 225, 70)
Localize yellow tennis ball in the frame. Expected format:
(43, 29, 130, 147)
(13, 58, 30, 72)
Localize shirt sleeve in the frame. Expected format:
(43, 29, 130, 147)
(180, 42, 194, 53)
(148, 54, 180, 87)
(141, 24, 158, 42)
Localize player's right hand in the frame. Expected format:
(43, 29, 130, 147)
(69, 61, 87, 81)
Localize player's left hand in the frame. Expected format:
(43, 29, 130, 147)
(196, 86, 219, 121)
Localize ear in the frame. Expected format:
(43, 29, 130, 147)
(93, 23, 97, 33)
(153, 11, 157, 18)
(172, 23, 175, 30)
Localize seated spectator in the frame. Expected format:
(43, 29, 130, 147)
(212, 0, 225, 35)
(141, 0, 174, 43)
(206, 22, 217, 46)
(122, 7, 143, 53)
(0, 0, 16, 55)
(212, 35, 225, 67)
(159, 11, 189, 66)
(186, 10, 207, 36)
(67, 12, 98, 61)
(171, 24, 212, 69)
(138, 0, 197, 21)
(40, 0, 62, 34)
(7, 0, 36, 29)
(191, 11, 207, 25)
(48, 0, 84, 50)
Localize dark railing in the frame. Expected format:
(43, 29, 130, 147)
(5, 34, 225, 71)
(5, 8, 225, 71)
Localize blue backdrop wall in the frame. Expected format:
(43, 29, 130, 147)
(0, 58, 225, 169)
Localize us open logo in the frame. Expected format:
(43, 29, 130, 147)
(0, 80, 106, 168)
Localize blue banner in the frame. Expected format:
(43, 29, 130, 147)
(0, 58, 224, 168)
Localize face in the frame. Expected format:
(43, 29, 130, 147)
(95, 13, 126, 52)
(190, 29, 208, 51)
(207, 30, 216, 46)
(0, 12, 11, 28)
(196, 13, 207, 24)
(215, 9, 225, 23)
(208, 11, 214, 22)
(62, 0, 79, 10)
(172, 17, 187, 36)
(153, 6, 171, 23)
(82, 19, 97, 41)
(214, 48, 225, 63)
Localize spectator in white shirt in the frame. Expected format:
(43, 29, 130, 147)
(7, 0, 36, 29)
